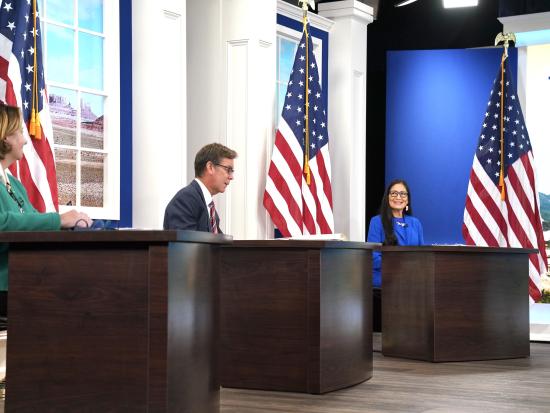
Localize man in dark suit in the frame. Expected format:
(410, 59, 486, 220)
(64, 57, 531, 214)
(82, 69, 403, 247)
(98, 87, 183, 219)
(163, 143, 237, 232)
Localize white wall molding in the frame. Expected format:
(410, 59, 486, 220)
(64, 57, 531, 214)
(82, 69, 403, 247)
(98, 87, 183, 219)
(225, 40, 249, 237)
(318, 0, 373, 24)
(259, 39, 273, 48)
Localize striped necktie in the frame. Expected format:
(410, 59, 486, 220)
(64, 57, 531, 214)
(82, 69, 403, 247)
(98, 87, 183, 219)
(209, 201, 218, 234)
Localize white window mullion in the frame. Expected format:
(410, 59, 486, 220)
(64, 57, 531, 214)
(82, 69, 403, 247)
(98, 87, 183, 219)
(101, 0, 120, 220)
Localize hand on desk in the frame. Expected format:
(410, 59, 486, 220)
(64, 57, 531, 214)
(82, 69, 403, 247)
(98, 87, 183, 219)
(60, 210, 92, 229)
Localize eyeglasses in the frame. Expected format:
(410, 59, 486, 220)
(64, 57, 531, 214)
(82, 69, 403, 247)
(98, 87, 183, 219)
(215, 163, 235, 175)
(389, 191, 408, 199)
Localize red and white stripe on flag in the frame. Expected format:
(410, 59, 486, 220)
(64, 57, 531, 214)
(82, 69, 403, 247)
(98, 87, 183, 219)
(264, 119, 334, 237)
(462, 58, 547, 303)
(0, 1, 58, 212)
(263, 21, 334, 237)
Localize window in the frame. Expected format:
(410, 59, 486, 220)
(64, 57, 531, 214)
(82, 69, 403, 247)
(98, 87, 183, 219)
(41, 0, 120, 218)
(276, 35, 298, 117)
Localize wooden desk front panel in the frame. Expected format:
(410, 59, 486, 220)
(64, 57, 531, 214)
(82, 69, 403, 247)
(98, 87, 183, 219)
(167, 243, 220, 413)
(432, 252, 529, 361)
(220, 245, 372, 394)
(221, 248, 309, 392)
(382, 249, 529, 362)
(7, 245, 150, 412)
(6, 238, 220, 413)
(318, 249, 372, 392)
(381, 251, 434, 361)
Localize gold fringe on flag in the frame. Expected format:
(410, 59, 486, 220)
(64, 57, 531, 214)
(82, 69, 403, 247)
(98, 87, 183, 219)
(300, 0, 312, 185)
(494, 32, 516, 200)
(29, 0, 41, 139)
(498, 53, 505, 200)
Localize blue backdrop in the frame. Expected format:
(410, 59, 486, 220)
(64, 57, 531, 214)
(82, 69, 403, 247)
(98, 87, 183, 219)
(386, 48, 518, 244)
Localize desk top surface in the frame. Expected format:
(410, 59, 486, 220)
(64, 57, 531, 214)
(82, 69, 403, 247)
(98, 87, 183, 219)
(0, 230, 232, 245)
(381, 245, 538, 254)
(224, 240, 380, 250)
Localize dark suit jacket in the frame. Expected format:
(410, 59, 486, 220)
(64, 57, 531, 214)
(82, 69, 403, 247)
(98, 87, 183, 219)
(163, 180, 221, 233)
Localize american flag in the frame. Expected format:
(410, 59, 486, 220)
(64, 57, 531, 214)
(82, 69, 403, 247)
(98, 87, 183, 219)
(263, 22, 334, 237)
(0, 0, 58, 212)
(462, 57, 547, 303)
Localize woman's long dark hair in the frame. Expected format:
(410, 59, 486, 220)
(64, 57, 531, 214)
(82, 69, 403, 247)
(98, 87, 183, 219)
(379, 179, 413, 246)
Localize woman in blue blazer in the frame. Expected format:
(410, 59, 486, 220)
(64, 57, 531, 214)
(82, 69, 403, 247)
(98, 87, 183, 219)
(367, 179, 424, 330)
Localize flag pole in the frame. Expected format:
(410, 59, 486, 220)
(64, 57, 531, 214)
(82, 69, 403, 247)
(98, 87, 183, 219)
(494, 32, 516, 200)
(299, 0, 314, 185)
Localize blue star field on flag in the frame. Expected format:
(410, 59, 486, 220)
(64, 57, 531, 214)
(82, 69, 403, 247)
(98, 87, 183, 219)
(0, 0, 46, 119)
(281, 24, 328, 160)
(475, 59, 531, 186)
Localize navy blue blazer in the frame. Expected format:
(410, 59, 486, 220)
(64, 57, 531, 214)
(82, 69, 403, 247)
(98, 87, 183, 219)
(163, 180, 221, 233)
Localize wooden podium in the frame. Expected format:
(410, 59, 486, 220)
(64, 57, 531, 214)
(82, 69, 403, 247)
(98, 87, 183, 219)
(1, 230, 229, 413)
(219, 240, 375, 394)
(381, 245, 533, 362)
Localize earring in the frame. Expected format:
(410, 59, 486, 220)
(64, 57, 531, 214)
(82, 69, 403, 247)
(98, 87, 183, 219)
(405, 205, 409, 212)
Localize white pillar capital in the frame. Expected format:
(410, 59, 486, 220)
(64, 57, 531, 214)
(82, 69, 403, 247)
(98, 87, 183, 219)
(318, 0, 373, 25)
(498, 11, 550, 35)
(277, 0, 334, 32)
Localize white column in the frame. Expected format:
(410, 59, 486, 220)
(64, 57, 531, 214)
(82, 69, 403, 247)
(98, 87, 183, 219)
(132, 0, 187, 229)
(220, 0, 277, 239)
(319, 0, 373, 241)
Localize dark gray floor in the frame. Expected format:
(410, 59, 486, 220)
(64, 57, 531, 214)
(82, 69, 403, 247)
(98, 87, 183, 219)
(222, 336, 549, 413)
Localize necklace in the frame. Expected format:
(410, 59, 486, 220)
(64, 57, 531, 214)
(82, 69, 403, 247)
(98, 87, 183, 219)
(395, 218, 407, 228)
(2, 170, 24, 214)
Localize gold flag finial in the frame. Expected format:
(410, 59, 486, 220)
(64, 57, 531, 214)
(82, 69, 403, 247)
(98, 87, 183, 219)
(298, 0, 315, 12)
(494, 32, 516, 60)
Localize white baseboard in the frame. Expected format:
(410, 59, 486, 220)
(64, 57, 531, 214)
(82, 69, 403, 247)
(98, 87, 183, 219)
(530, 302, 550, 342)
(530, 324, 550, 341)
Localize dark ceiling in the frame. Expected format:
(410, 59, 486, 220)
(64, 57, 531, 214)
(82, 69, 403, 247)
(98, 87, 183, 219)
(283, 0, 550, 19)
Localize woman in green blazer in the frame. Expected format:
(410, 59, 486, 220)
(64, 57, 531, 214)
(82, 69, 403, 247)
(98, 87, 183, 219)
(0, 103, 92, 316)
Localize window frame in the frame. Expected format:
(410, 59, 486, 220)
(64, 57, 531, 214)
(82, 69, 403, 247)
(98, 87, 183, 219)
(41, 0, 120, 219)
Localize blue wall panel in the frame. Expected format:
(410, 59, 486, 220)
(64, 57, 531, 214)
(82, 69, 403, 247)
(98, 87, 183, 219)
(386, 48, 517, 244)
(119, 0, 132, 227)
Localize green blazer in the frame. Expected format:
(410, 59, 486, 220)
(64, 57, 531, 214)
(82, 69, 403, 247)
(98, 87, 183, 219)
(0, 175, 60, 290)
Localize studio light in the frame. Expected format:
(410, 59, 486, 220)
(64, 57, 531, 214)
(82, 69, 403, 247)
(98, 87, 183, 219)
(395, 0, 419, 7)
(443, 0, 478, 8)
